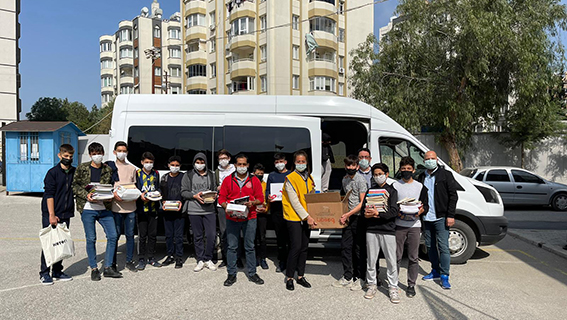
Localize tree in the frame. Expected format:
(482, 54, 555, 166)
(61, 98, 93, 131)
(87, 99, 114, 134)
(26, 97, 67, 121)
(349, 0, 567, 172)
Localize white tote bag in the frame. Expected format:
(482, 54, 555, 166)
(39, 222, 75, 267)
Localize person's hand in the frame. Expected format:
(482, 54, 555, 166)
(256, 205, 266, 213)
(114, 191, 123, 202)
(176, 201, 182, 212)
(307, 216, 317, 228)
(340, 214, 349, 225)
(221, 202, 228, 210)
(217, 186, 221, 191)
(87, 192, 97, 203)
(418, 207, 424, 216)
(49, 214, 59, 226)
(244, 201, 254, 208)
(194, 192, 205, 204)
(140, 192, 148, 203)
(365, 207, 378, 218)
(447, 217, 455, 227)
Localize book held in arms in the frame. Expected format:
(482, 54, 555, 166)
(366, 189, 390, 213)
(86, 183, 115, 201)
(114, 183, 142, 201)
(163, 201, 182, 211)
(202, 191, 217, 204)
(145, 191, 162, 202)
(397, 197, 422, 221)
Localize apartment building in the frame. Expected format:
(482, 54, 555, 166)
(181, 0, 373, 96)
(99, 0, 183, 107)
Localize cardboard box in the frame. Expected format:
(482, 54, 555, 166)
(226, 203, 249, 219)
(305, 191, 350, 229)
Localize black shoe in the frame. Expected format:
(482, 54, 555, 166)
(407, 285, 416, 298)
(91, 268, 101, 281)
(137, 259, 146, 271)
(296, 277, 311, 288)
(103, 267, 123, 278)
(149, 258, 162, 268)
(260, 259, 269, 270)
(286, 279, 294, 291)
(125, 260, 138, 272)
(276, 262, 286, 273)
(162, 256, 175, 266)
(249, 274, 264, 285)
(111, 263, 118, 273)
(224, 274, 237, 287)
(377, 278, 382, 288)
(237, 259, 244, 269)
(218, 261, 227, 268)
(563, 245, 567, 250)
(175, 259, 183, 269)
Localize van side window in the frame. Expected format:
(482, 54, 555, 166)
(475, 171, 485, 181)
(486, 169, 510, 182)
(378, 137, 425, 179)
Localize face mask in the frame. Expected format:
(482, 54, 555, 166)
(60, 158, 73, 167)
(170, 166, 180, 173)
(219, 159, 229, 168)
(91, 155, 103, 165)
(296, 164, 307, 172)
(275, 163, 286, 171)
(143, 163, 154, 171)
(194, 163, 206, 171)
(236, 166, 248, 175)
(374, 174, 387, 185)
(401, 170, 413, 180)
(424, 159, 438, 170)
(255, 175, 264, 182)
(346, 168, 357, 176)
(116, 152, 127, 161)
(359, 159, 370, 170)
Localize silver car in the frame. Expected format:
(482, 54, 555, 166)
(460, 167, 567, 211)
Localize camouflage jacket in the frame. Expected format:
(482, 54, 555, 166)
(72, 162, 113, 213)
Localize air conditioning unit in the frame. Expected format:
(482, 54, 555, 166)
(210, 24, 216, 31)
(339, 67, 345, 74)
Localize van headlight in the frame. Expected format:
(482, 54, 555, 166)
(475, 185, 500, 204)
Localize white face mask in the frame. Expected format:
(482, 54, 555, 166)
(295, 164, 307, 172)
(219, 159, 229, 168)
(116, 152, 127, 161)
(373, 174, 387, 185)
(170, 166, 180, 173)
(236, 166, 248, 175)
(359, 159, 370, 170)
(143, 163, 154, 171)
(275, 163, 286, 171)
(194, 163, 206, 171)
(91, 155, 103, 165)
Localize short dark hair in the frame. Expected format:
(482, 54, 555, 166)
(168, 155, 182, 164)
(344, 154, 359, 166)
(399, 156, 415, 169)
(253, 163, 265, 172)
(114, 141, 128, 151)
(274, 153, 286, 161)
(372, 163, 389, 174)
(357, 147, 371, 156)
(293, 150, 309, 162)
(59, 144, 75, 154)
(217, 149, 231, 159)
(234, 153, 248, 162)
(141, 152, 155, 161)
(88, 142, 104, 155)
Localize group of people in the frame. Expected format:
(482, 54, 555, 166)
(39, 141, 458, 303)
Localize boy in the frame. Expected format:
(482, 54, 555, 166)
(333, 155, 368, 290)
(363, 163, 400, 303)
(72, 142, 122, 281)
(135, 151, 161, 270)
(393, 156, 429, 298)
(253, 163, 269, 270)
(266, 153, 292, 273)
(40, 144, 76, 285)
(215, 149, 236, 268)
(110, 141, 138, 272)
(161, 156, 185, 269)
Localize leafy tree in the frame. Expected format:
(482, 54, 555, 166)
(61, 98, 93, 131)
(349, 0, 567, 172)
(88, 99, 114, 134)
(26, 97, 67, 121)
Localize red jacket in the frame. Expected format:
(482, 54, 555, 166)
(218, 173, 264, 222)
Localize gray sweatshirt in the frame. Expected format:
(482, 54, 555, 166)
(181, 152, 217, 215)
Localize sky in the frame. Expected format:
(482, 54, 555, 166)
(15, 0, 565, 119)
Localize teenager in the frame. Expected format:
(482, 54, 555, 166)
(321, 133, 334, 192)
(161, 156, 185, 269)
(215, 149, 236, 268)
(253, 163, 269, 270)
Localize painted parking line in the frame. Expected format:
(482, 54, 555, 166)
(480, 248, 567, 277)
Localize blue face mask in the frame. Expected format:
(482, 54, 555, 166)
(424, 159, 438, 170)
(296, 164, 307, 172)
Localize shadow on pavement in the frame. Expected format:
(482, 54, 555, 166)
(421, 286, 499, 320)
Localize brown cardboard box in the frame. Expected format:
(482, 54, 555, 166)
(305, 191, 350, 229)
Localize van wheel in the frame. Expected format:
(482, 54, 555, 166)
(551, 193, 567, 211)
(449, 220, 476, 264)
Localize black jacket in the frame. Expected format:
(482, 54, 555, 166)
(361, 182, 399, 235)
(41, 164, 76, 219)
(417, 166, 458, 219)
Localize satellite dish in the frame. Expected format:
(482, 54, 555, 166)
(141, 7, 149, 17)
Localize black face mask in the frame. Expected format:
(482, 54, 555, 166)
(60, 158, 73, 167)
(255, 175, 264, 182)
(401, 170, 413, 180)
(346, 168, 357, 176)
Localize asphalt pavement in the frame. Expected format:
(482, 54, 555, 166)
(1, 193, 567, 320)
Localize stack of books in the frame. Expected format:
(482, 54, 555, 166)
(398, 197, 422, 221)
(88, 184, 114, 200)
(366, 189, 389, 213)
(202, 191, 217, 204)
(145, 191, 162, 201)
(163, 201, 181, 211)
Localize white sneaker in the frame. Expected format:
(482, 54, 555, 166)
(364, 284, 377, 299)
(205, 260, 217, 271)
(350, 279, 364, 291)
(389, 287, 401, 304)
(194, 261, 205, 272)
(332, 277, 352, 288)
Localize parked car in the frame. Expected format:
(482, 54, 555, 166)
(460, 167, 567, 211)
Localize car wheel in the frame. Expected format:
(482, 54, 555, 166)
(449, 220, 476, 264)
(551, 193, 567, 211)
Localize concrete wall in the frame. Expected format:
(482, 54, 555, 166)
(415, 133, 567, 184)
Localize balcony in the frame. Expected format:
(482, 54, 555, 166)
(229, 33, 256, 51)
(101, 68, 114, 76)
(185, 26, 207, 43)
(228, 0, 256, 23)
(230, 76, 255, 95)
(230, 58, 256, 79)
(186, 50, 207, 66)
(307, 57, 338, 79)
(308, 0, 338, 22)
(185, 0, 206, 16)
(185, 76, 207, 92)
(100, 51, 113, 60)
(311, 30, 338, 49)
(120, 76, 134, 85)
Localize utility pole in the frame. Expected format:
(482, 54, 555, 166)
(144, 47, 161, 94)
(162, 70, 169, 94)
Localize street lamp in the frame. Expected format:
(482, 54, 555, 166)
(144, 47, 161, 94)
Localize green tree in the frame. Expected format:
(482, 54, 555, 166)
(61, 98, 93, 131)
(87, 99, 114, 134)
(349, 0, 567, 172)
(26, 97, 67, 121)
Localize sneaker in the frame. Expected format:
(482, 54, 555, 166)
(440, 275, 451, 290)
(237, 259, 244, 269)
(364, 284, 377, 299)
(103, 267, 123, 278)
(205, 260, 217, 271)
(194, 261, 205, 272)
(224, 274, 237, 287)
(332, 277, 352, 288)
(111, 264, 119, 273)
(175, 259, 183, 269)
(249, 274, 265, 285)
(218, 261, 227, 268)
(389, 287, 401, 304)
(407, 285, 416, 298)
(40, 274, 54, 286)
(137, 259, 146, 271)
(162, 256, 175, 266)
(91, 268, 101, 281)
(125, 260, 138, 272)
(260, 259, 269, 270)
(149, 259, 162, 268)
(296, 277, 311, 288)
(422, 270, 440, 281)
(52, 272, 73, 282)
(350, 279, 363, 291)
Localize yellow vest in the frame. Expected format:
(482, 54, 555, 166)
(282, 171, 315, 221)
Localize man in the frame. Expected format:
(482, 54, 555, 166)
(219, 154, 265, 286)
(357, 148, 372, 188)
(418, 151, 458, 290)
(321, 133, 334, 192)
(215, 149, 237, 268)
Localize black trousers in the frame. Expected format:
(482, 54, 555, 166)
(137, 211, 158, 259)
(255, 213, 269, 259)
(164, 214, 185, 258)
(40, 216, 70, 277)
(341, 215, 367, 281)
(286, 220, 310, 278)
(271, 202, 289, 265)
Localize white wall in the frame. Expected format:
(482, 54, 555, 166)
(78, 134, 111, 164)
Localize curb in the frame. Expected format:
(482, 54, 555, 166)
(508, 230, 567, 260)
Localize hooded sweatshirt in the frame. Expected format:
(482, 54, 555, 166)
(181, 152, 217, 215)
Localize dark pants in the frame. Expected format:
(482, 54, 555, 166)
(341, 215, 367, 281)
(255, 213, 269, 259)
(424, 218, 451, 276)
(396, 226, 421, 286)
(286, 220, 310, 279)
(226, 218, 257, 276)
(217, 206, 227, 262)
(164, 214, 185, 258)
(137, 211, 158, 260)
(40, 217, 70, 277)
(271, 203, 289, 265)
(189, 213, 216, 262)
(113, 211, 136, 264)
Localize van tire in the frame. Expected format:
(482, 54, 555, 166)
(449, 220, 476, 264)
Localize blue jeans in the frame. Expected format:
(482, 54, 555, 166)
(81, 209, 118, 269)
(113, 211, 136, 263)
(226, 218, 257, 277)
(424, 217, 450, 276)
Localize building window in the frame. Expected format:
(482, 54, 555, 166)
(309, 17, 336, 35)
(120, 86, 134, 94)
(260, 75, 267, 92)
(169, 28, 181, 39)
(100, 42, 112, 52)
(188, 64, 207, 77)
(210, 63, 217, 78)
(154, 26, 161, 38)
(339, 1, 345, 14)
(232, 76, 255, 93)
(260, 15, 267, 32)
(169, 47, 181, 58)
(101, 76, 113, 87)
(293, 75, 300, 89)
(338, 82, 344, 95)
(171, 86, 181, 94)
(134, 48, 139, 59)
(292, 45, 299, 60)
(186, 14, 206, 27)
(209, 11, 216, 26)
(231, 17, 255, 36)
(309, 76, 336, 92)
(119, 29, 131, 42)
(292, 15, 299, 30)
(260, 45, 267, 61)
(102, 93, 112, 103)
(30, 133, 39, 161)
(133, 27, 139, 39)
(338, 28, 345, 42)
(119, 47, 133, 59)
(339, 55, 344, 68)
(188, 89, 207, 94)
(155, 67, 162, 76)
(210, 38, 216, 52)
(169, 66, 181, 77)
(187, 42, 200, 53)
(101, 59, 112, 69)
(309, 0, 335, 3)
(210, 88, 217, 94)
(134, 67, 139, 77)
(19, 133, 28, 161)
